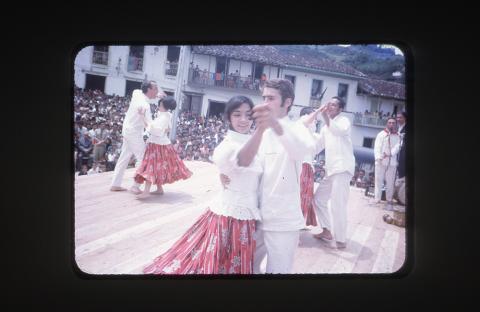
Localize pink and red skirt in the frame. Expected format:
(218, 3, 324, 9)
(143, 209, 256, 274)
(135, 143, 192, 185)
(300, 163, 318, 226)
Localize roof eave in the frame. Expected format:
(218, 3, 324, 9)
(284, 64, 364, 80)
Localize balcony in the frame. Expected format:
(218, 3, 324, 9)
(187, 68, 263, 93)
(353, 113, 388, 128)
(165, 61, 178, 76)
(127, 56, 143, 72)
(92, 51, 108, 66)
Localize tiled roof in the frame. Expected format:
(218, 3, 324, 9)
(192, 45, 405, 100)
(192, 45, 285, 66)
(358, 78, 406, 100)
(278, 47, 367, 77)
(193, 45, 366, 77)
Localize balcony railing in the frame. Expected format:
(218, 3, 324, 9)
(92, 51, 108, 66)
(165, 61, 178, 76)
(353, 113, 388, 128)
(187, 68, 264, 92)
(127, 56, 143, 72)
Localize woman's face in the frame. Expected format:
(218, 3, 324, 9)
(229, 103, 253, 134)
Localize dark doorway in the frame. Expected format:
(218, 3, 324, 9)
(125, 80, 142, 97)
(207, 101, 226, 118)
(84, 74, 106, 93)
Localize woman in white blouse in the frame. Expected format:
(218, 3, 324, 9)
(134, 97, 192, 198)
(143, 95, 266, 274)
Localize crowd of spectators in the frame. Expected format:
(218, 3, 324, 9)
(353, 109, 397, 122)
(172, 111, 229, 162)
(74, 87, 230, 175)
(73, 87, 382, 201)
(189, 62, 266, 91)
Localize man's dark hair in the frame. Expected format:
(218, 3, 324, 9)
(160, 96, 177, 111)
(141, 81, 157, 94)
(400, 111, 407, 120)
(265, 79, 295, 113)
(332, 96, 346, 109)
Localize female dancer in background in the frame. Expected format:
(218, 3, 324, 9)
(135, 96, 192, 198)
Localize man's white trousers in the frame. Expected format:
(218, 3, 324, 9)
(253, 228, 300, 274)
(313, 172, 351, 243)
(374, 164, 396, 202)
(110, 134, 146, 188)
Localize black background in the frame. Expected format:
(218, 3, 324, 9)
(4, 3, 476, 311)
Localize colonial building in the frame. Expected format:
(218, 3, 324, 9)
(74, 45, 406, 170)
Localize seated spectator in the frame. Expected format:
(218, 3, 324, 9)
(88, 162, 102, 175)
(78, 164, 89, 176)
(93, 123, 109, 165)
(315, 168, 326, 182)
(355, 169, 368, 188)
(106, 147, 117, 172)
(77, 133, 93, 170)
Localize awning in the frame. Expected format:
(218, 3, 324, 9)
(314, 146, 374, 165)
(353, 146, 374, 164)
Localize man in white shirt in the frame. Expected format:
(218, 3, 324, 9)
(373, 117, 401, 210)
(308, 97, 356, 249)
(249, 79, 316, 273)
(110, 81, 165, 194)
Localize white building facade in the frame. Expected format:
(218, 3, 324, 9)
(74, 45, 406, 169)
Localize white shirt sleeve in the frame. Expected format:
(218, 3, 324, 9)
(328, 116, 351, 137)
(274, 118, 316, 161)
(212, 139, 256, 175)
(312, 127, 326, 154)
(131, 90, 152, 127)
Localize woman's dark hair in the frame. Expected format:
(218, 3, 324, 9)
(159, 96, 177, 111)
(224, 96, 254, 130)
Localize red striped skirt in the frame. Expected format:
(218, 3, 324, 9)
(134, 143, 192, 185)
(143, 209, 256, 274)
(300, 163, 318, 226)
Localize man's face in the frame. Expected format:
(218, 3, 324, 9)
(262, 87, 290, 118)
(327, 99, 342, 118)
(396, 114, 406, 125)
(146, 83, 159, 99)
(387, 119, 397, 131)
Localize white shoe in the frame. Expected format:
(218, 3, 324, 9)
(130, 186, 142, 195)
